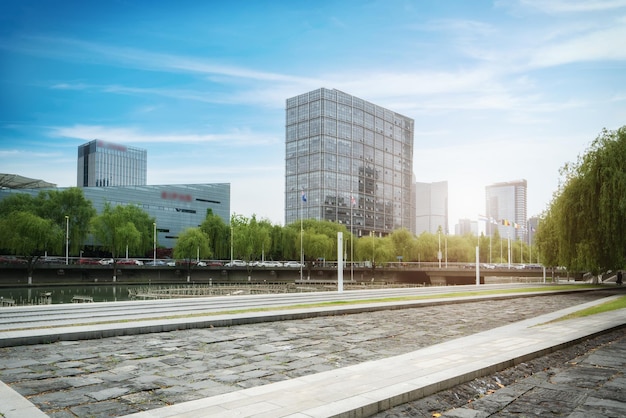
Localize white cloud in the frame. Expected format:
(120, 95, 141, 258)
(518, 0, 626, 13)
(48, 125, 275, 146)
(528, 23, 626, 68)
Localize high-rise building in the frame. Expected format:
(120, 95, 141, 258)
(285, 88, 414, 237)
(77, 140, 147, 187)
(414, 180, 448, 235)
(485, 179, 527, 241)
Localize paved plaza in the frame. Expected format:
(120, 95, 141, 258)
(0, 287, 624, 417)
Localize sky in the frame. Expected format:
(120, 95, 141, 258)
(1, 0, 625, 232)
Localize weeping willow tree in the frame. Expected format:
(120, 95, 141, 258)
(536, 126, 626, 274)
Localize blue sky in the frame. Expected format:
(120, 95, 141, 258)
(1, 0, 625, 231)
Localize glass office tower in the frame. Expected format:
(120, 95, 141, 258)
(485, 179, 527, 241)
(285, 88, 414, 237)
(78, 140, 147, 187)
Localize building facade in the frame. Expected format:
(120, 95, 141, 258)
(0, 183, 230, 249)
(78, 140, 147, 187)
(485, 179, 527, 241)
(285, 88, 414, 237)
(414, 180, 448, 235)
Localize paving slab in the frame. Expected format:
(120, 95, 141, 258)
(119, 295, 626, 418)
(0, 287, 624, 417)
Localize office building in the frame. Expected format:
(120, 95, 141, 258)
(285, 88, 414, 237)
(485, 179, 527, 241)
(414, 180, 448, 235)
(0, 183, 230, 249)
(78, 140, 147, 187)
(455, 218, 478, 236)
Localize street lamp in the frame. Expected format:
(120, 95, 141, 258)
(65, 215, 69, 265)
(153, 222, 157, 264)
(438, 229, 442, 269)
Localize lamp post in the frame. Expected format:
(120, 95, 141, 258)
(65, 215, 69, 265)
(438, 229, 442, 269)
(153, 222, 157, 264)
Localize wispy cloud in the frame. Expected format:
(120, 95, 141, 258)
(48, 125, 276, 146)
(527, 22, 626, 67)
(517, 0, 626, 13)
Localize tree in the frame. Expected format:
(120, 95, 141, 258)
(91, 203, 152, 281)
(35, 188, 96, 256)
(388, 228, 415, 263)
(173, 227, 211, 281)
(535, 126, 626, 274)
(0, 211, 63, 283)
(200, 209, 229, 260)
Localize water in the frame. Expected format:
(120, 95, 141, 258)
(0, 285, 143, 305)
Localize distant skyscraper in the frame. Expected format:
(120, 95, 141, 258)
(285, 88, 414, 236)
(485, 179, 527, 241)
(77, 140, 147, 187)
(414, 180, 448, 235)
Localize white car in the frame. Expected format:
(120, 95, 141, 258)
(283, 261, 304, 268)
(260, 261, 282, 268)
(225, 260, 247, 267)
(99, 258, 113, 265)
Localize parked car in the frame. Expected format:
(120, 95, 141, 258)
(0, 256, 27, 264)
(77, 258, 101, 265)
(225, 260, 247, 267)
(99, 258, 114, 265)
(207, 260, 224, 267)
(117, 259, 143, 266)
(283, 261, 304, 268)
(165, 260, 176, 267)
(260, 261, 283, 268)
(145, 260, 166, 266)
(39, 257, 64, 264)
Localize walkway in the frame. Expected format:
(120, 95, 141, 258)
(0, 285, 624, 417)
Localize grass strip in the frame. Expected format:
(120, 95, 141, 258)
(543, 294, 626, 323)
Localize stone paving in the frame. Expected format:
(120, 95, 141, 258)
(0, 290, 619, 417)
(375, 327, 626, 417)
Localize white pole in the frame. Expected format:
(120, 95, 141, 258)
(153, 222, 156, 264)
(300, 192, 303, 281)
(438, 230, 442, 269)
(337, 232, 344, 292)
(476, 246, 480, 285)
(507, 233, 511, 268)
(350, 196, 353, 282)
(445, 234, 448, 268)
(65, 215, 69, 265)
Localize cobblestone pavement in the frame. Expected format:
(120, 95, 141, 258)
(375, 327, 626, 417)
(0, 290, 621, 417)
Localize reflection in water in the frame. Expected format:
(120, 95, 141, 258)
(0, 285, 140, 305)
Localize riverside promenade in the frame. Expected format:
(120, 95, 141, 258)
(0, 284, 624, 417)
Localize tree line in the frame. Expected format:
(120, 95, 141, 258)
(2, 126, 622, 280)
(0, 186, 534, 281)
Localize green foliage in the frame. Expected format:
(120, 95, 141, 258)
(0, 211, 63, 259)
(0, 188, 95, 262)
(35, 188, 96, 255)
(536, 126, 626, 273)
(173, 227, 211, 262)
(91, 203, 154, 259)
(200, 209, 229, 260)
